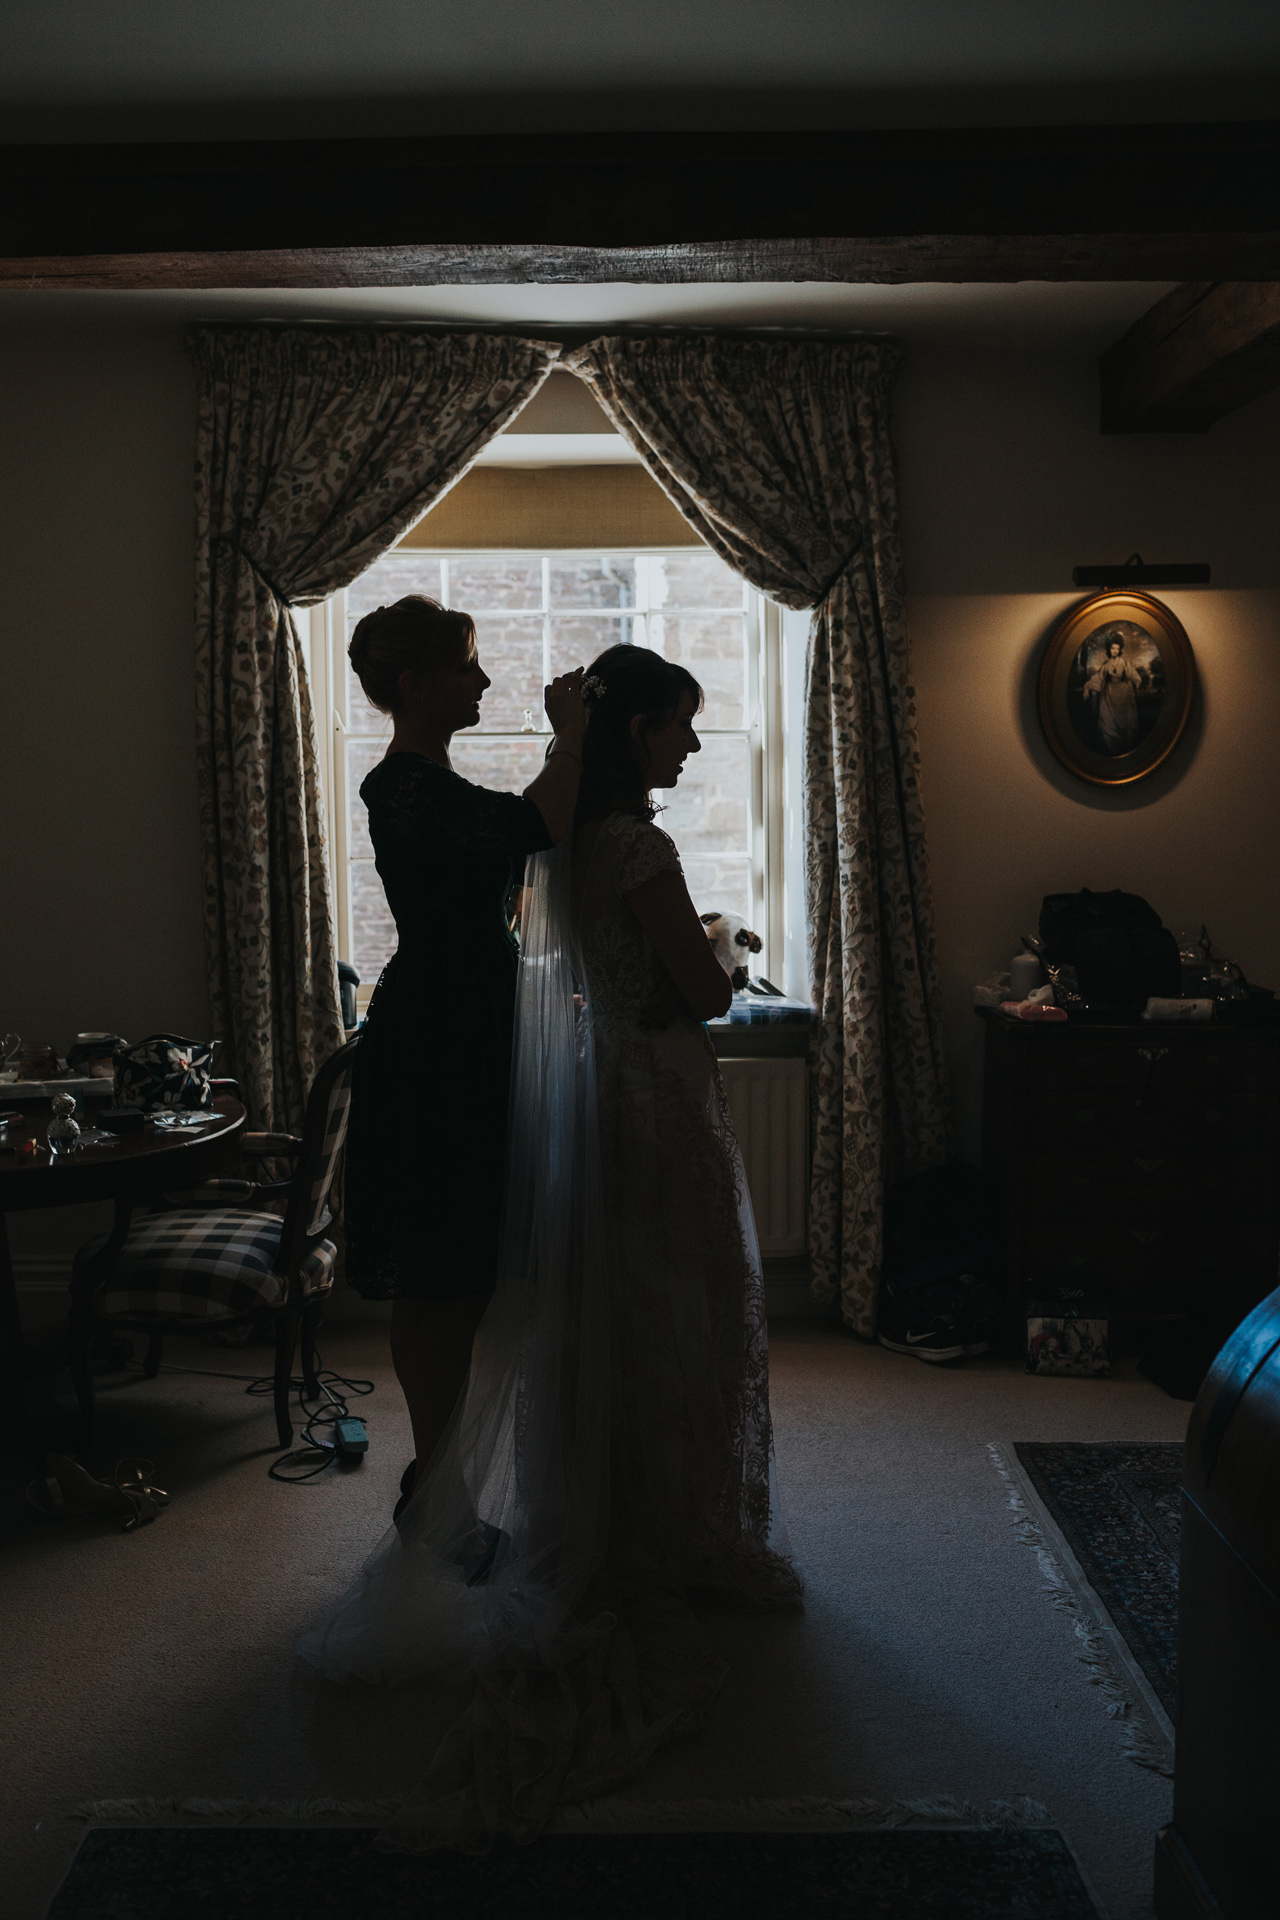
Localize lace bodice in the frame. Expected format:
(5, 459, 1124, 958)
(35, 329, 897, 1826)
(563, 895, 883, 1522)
(575, 812, 686, 1026)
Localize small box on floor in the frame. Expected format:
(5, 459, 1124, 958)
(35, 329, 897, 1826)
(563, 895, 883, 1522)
(1026, 1295, 1112, 1377)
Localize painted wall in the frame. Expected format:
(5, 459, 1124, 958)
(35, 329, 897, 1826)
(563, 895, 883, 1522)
(897, 349, 1280, 1159)
(0, 330, 206, 1274)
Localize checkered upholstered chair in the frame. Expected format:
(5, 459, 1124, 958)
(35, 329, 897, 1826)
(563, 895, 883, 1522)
(69, 1036, 358, 1451)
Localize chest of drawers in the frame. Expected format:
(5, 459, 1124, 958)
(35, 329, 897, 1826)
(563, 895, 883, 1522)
(979, 1011, 1280, 1343)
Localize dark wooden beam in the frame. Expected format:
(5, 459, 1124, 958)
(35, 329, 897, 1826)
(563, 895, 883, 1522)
(1100, 281, 1280, 430)
(2, 124, 1279, 287)
(14, 236, 1280, 291)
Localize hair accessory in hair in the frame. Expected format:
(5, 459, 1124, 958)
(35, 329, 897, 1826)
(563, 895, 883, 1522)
(582, 674, 607, 706)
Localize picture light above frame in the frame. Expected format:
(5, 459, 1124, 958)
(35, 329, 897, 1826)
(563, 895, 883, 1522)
(1072, 552, 1210, 588)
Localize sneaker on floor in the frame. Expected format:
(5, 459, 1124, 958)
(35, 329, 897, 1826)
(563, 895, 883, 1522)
(877, 1312, 967, 1363)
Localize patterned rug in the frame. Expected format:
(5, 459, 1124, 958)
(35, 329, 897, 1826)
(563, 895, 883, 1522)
(1013, 1441, 1181, 1720)
(50, 1827, 1101, 1918)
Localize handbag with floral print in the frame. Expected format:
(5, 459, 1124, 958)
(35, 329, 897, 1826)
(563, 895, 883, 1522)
(113, 1034, 216, 1111)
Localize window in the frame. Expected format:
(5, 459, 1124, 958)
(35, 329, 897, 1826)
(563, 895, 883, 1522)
(307, 547, 795, 1007)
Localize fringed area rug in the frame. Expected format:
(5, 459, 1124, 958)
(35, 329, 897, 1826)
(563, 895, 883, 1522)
(49, 1826, 1101, 1918)
(990, 1440, 1180, 1775)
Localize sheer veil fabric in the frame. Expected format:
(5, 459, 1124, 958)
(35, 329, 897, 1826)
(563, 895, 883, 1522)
(300, 820, 801, 1849)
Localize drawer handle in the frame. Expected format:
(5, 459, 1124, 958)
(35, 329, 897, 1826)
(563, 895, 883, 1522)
(1138, 1046, 1169, 1063)
(1134, 1155, 1164, 1173)
(1131, 1229, 1161, 1245)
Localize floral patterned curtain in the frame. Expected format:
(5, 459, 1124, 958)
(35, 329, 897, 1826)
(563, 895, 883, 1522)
(564, 336, 951, 1333)
(190, 328, 560, 1132)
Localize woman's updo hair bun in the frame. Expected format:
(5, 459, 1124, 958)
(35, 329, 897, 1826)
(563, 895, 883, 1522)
(348, 595, 476, 714)
(577, 643, 703, 824)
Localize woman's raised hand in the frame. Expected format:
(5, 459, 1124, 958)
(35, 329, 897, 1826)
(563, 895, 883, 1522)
(544, 667, 587, 744)
(524, 667, 588, 844)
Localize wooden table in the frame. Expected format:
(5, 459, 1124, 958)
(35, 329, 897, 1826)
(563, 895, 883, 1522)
(0, 1093, 246, 1371)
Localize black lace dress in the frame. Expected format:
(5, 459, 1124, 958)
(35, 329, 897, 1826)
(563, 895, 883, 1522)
(344, 752, 552, 1301)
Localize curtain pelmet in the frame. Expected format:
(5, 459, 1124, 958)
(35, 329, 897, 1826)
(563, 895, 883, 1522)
(190, 328, 559, 1129)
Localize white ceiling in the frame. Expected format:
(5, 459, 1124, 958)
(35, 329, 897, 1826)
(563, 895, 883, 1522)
(5, 0, 1278, 102)
(2, 0, 1278, 134)
(0, 281, 1172, 349)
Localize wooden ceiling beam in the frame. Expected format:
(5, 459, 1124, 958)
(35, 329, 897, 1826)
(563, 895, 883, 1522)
(1, 125, 1279, 287)
(1099, 281, 1280, 430)
(10, 236, 1280, 291)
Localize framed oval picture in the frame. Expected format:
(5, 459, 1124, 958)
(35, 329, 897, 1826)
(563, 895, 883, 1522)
(1038, 590, 1196, 786)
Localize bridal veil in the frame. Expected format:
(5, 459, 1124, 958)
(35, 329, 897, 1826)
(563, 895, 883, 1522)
(300, 834, 798, 1848)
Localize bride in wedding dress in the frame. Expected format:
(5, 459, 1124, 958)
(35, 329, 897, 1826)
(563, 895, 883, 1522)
(301, 642, 802, 1848)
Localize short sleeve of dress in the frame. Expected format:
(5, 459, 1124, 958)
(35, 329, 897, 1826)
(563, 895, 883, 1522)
(493, 789, 554, 862)
(610, 815, 684, 896)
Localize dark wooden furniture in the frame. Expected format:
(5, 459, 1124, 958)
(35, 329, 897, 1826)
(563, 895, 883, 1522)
(67, 1038, 357, 1451)
(0, 1092, 245, 1374)
(979, 1011, 1280, 1348)
(1154, 1285, 1280, 1919)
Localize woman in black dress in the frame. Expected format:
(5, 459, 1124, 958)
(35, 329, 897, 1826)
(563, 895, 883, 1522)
(343, 595, 585, 1504)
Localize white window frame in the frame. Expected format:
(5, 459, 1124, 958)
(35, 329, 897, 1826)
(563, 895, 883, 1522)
(307, 554, 797, 1012)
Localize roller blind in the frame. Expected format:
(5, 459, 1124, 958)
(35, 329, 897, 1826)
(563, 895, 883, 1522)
(399, 464, 702, 551)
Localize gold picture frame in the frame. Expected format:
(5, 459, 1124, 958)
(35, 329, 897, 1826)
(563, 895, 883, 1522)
(1038, 590, 1197, 787)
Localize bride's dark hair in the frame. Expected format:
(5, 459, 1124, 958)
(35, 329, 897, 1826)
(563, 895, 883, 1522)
(576, 644, 703, 825)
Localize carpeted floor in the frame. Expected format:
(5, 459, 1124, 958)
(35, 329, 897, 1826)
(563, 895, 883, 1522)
(1013, 1443, 1181, 1722)
(2, 1322, 1188, 1920)
(49, 1826, 1102, 1918)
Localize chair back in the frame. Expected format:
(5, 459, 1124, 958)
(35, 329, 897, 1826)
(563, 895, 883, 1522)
(277, 1036, 358, 1286)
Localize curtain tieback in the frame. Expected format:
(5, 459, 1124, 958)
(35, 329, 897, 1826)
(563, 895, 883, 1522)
(211, 534, 296, 609)
(815, 542, 867, 607)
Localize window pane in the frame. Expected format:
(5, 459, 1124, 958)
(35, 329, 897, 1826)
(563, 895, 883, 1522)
(654, 734, 751, 855)
(549, 556, 636, 609)
(651, 612, 747, 728)
(550, 614, 632, 679)
(337, 548, 761, 984)
(347, 551, 443, 624)
(646, 551, 744, 610)
(448, 736, 549, 796)
(471, 613, 545, 731)
(449, 556, 543, 610)
(350, 859, 397, 982)
(677, 855, 754, 938)
(344, 736, 388, 860)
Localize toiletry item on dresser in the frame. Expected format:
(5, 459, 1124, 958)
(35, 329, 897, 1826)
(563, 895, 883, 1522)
(1009, 951, 1045, 1000)
(46, 1092, 82, 1156)
(66, 1033, 128, 1079)
(1143, 997, 1213, 1023)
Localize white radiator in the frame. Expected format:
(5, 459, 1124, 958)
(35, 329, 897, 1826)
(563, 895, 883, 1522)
(717, 1056, 809, 1257)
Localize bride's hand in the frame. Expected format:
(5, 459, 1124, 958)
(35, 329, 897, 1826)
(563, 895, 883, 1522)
(544, 667, 587, 744)
(638, 974, 693, 1031)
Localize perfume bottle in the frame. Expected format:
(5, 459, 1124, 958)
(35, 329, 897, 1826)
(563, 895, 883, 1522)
(47, 1092, 82, 1157)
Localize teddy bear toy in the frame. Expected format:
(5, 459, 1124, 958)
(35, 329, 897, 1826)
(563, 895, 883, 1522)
(700, 912, 763, 990)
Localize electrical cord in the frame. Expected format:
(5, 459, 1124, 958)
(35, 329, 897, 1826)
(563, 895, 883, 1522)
(157, 1345, 374, 1481)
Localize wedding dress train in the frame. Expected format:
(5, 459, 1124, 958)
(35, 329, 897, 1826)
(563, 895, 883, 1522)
(299, 814, 801, 1847)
